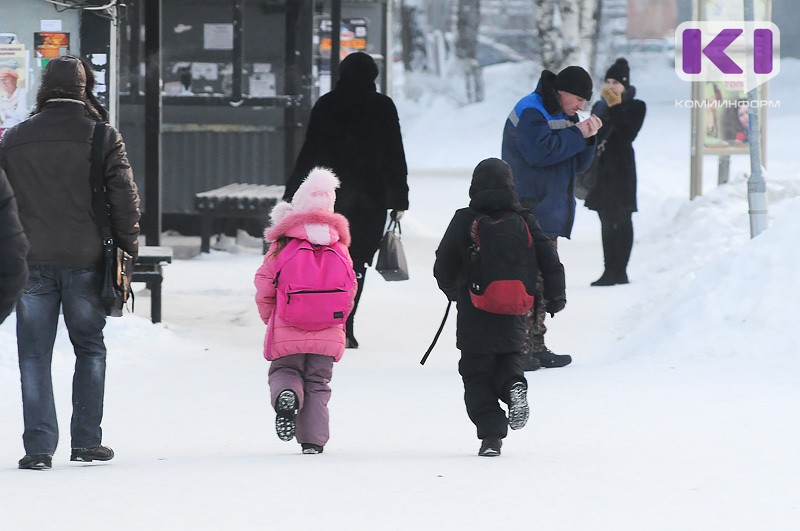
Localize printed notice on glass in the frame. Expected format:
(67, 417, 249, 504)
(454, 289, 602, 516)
(203, 24, 233, 50)
(40, 20, 63, 32)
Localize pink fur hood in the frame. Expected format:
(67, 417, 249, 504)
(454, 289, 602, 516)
(264, 210, 351, 247)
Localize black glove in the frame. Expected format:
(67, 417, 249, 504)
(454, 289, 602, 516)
(390, 209, 405, 221)
(546, 296, 566, 317)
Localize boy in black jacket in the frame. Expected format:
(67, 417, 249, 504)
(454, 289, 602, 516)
(433, 158, 566, 457)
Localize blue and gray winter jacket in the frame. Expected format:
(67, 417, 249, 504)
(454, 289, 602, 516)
(501, 80, 596, 238)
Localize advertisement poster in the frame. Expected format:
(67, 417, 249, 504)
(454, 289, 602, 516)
(34, 31, 70, 61)
(318, 18, 368, 95)
(702, 81, 757, 150)
(0, 44, 30, 140)
(319, 18, 368, 59)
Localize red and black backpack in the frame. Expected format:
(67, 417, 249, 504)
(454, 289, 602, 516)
(467, 212, 537, 315)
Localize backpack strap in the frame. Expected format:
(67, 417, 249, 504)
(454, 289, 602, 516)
(419, 300, 452, 366)
(516, 213, 533, 246)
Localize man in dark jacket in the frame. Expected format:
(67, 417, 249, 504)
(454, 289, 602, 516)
(434, 158, 566, 457)
(0, 56, 140, 470)
(585, 58, 646, 286)
(0, 167, 28, 323)
(501, 65, 601, 370)
(283, 52, 409, 349)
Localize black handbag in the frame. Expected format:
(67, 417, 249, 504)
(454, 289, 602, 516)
(574, 125, 613, 200)
(90, 122, 133, 317)
(375, 219, 409, 281)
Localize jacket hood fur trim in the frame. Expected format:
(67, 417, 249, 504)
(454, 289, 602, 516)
(265, 210, 351, 247)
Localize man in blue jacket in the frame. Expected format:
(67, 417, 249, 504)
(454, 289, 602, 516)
(502, 66, 601, 370)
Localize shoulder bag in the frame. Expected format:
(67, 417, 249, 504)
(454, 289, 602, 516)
(90, 122, 133, 317)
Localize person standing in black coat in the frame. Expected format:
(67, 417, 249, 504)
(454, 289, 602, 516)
(283, 52, 409, 349)
(0, 167, 28, 324)
(434, 158, 566, 457)
(584, 58, 646, 286)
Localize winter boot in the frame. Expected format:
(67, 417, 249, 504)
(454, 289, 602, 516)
(530, 347, 572, 368)
(70, 445, 115, 462)
(18, 454, 52, 470)
(301, 443, 324, 454)
(507, 382, 530, 430)
(345, 334, 359, 349)
(591, 270, 617, 286)
(275, 389, 298, 442)
(591, 270, 628, 286)
(520, 352, 541, 371)
(478, 438, 502, 457)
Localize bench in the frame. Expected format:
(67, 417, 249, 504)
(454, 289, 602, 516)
(132, 246, 173, 324)
(194, 183, 285, 253)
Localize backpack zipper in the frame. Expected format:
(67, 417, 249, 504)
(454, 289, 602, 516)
(286, 289, 345, 303)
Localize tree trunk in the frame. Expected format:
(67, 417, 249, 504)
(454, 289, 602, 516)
(535, 0, 562, 71)
(456, 0, 483, 103)
(535, 0, 593, 72)
(399, 1, 428, 72)
(559, 0, 582, 67)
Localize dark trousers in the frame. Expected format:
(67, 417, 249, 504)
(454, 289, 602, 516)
(16, 266, 107, 455)
(458, 351, 526, 439)
(598, 210, 633, 276)
(527, 236, 558, 352)
(346, 262, 366, 339)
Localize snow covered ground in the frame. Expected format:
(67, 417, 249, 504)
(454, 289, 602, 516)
(1, 58, 799, 530)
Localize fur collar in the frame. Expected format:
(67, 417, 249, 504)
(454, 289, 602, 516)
(536, 70, 564, 116)
(265, 209, 351, 247)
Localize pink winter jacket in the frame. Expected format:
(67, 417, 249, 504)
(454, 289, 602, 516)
(254, 210, 356, 361)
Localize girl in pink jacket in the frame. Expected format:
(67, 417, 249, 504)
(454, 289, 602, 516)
(255, 167, 356, 454)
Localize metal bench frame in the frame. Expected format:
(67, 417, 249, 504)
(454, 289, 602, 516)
(132, 246, 173, 323)
(194, 183, 285, 254)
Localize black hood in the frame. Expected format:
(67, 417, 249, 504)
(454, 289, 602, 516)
(468, 158, 523, 213)
(534, 70, 564, 117)
(335, 52, 378, 92)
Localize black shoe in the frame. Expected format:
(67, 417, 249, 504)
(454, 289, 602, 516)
(591, 271, 617, 286)
(275, 390, 298, 442)
(521, 352, 541, 371)
(531, 347, 572, 368)
(507, 382, 529, 430)
(70, 445, 114, 462)
(591, 271, 629, 286)
(345, 334, 359, 349)
(301, 443, 324, 454)
(478, 438, 502, 457)
(18, 454, 52, 470)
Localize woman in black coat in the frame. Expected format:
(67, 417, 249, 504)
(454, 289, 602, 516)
(283, 52, 409, 348)
(584, 58, 646, 286)
(0, 167, 28, 323)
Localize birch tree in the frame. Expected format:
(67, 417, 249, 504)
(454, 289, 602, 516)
(455, 0, 484, 102)
(535, 0, 598, 72)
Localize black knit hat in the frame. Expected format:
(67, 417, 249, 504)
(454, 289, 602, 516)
(554, 66, 592, 100)
(605, 57, 630, 87)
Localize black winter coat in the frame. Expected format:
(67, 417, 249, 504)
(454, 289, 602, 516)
(0, 167, 28, 323)
(584, 87, 646, 214)
(434, 159, 565, 354)
(284, 75, 409, 266)
(0, 101, 140, 267)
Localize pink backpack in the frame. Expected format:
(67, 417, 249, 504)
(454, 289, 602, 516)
(273, 238, 356, 330)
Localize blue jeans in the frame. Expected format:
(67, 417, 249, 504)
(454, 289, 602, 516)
(16, 266, 107, 455)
